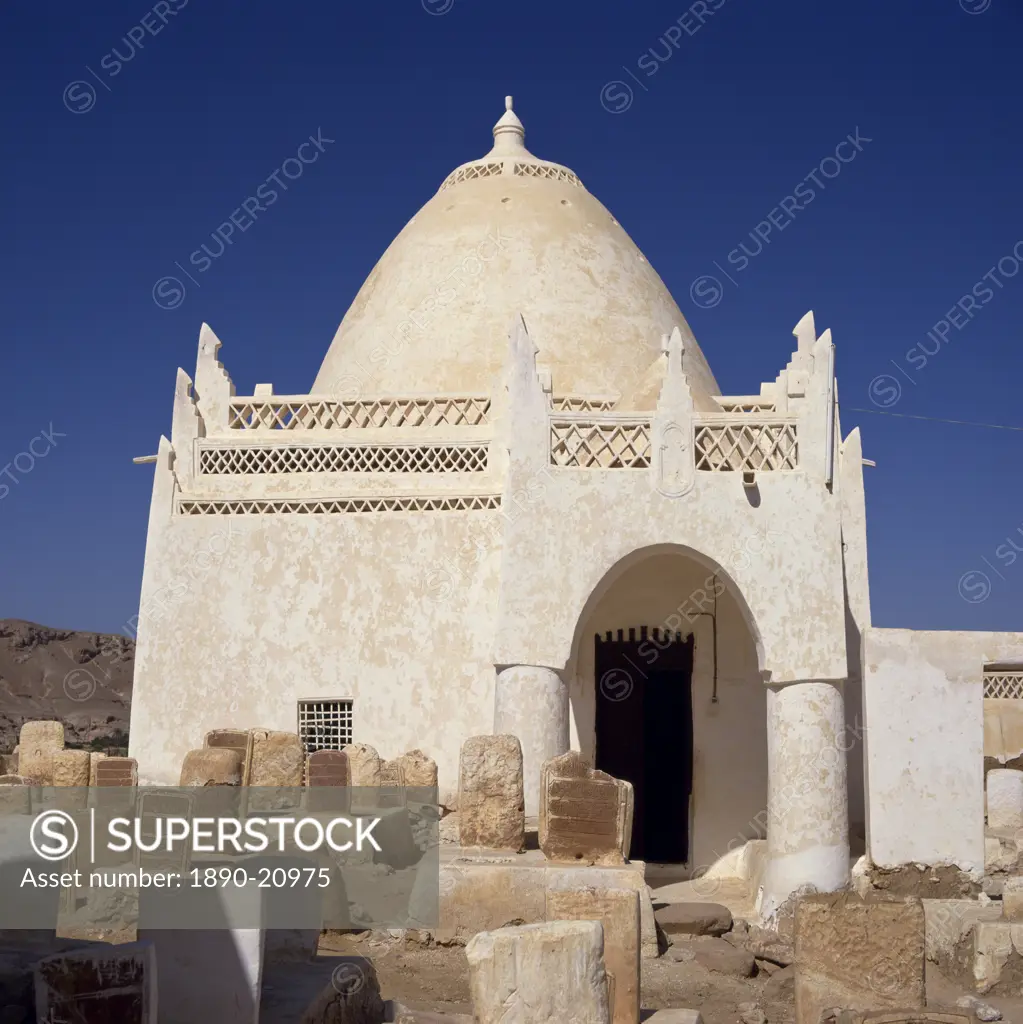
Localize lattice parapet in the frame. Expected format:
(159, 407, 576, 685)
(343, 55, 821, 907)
(984, 672, 1023, 699)
(551, 396, 618, 413)
(198, 443, 489, 475)
(228, 396, 491, 430)
(177, 495, 502, 516)
(550, 420, 652, 469)
(439, 160, 583, 192)
(717, 397, 777, 414)
(694, 422, 798, 472)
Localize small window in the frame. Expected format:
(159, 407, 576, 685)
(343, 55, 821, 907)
(983, 664, 1023, 699)
(297, 699, 353, 753)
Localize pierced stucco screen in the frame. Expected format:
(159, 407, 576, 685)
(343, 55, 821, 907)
(298, 699, 353, 753)
(984, 665, 1023, 699)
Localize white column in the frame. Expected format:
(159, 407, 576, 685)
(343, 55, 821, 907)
(760, 680, 850, 921)
(494, 665, 569, 817)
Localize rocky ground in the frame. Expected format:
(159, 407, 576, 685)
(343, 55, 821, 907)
(310, 930, 795, 1024)
(0, 619, 132, 754)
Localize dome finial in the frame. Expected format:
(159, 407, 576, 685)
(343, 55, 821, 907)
(492, 94, 526, 155)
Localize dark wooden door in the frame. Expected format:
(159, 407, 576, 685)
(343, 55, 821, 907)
(594, 628, 694, 863)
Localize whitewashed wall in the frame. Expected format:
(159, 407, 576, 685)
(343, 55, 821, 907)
(863, 627, 1023, 873)
(130, 451, 503, 805)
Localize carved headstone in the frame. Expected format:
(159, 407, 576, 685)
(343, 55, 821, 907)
(379, 758, 407, 809)
(458, 735, 525, 851)
(343, 743, 383, 787)
(398, 748, 438, 789)
(306, 749, 350, 813)
(34, 940, 157, 1024)
(249, 731, 304, 787)
(206, 728, 255, 785)
(180, 747, 244, 787)
(539, 751, 634, 865)
(546, 885, 640, 1024)
(95, 757, 138, 787)
(18, 720, 64, 784)
(53, 750, 91, 787)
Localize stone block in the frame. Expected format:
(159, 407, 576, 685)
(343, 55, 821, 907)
(399, 748, 438, 789)
(0, 779, 31, 814)
(973, 919, 1023, 995)
(95, 756, 137, 787)
(18, 720, 64, 784)
(438, 863, 548, 942)
(1003, 876, 1023, 920)
(987, 768, 1023, 830)
(205, 728, 255, 784)
(89, 752, 107, 786)
(795, 893, 925, 1024)
(547, 863, 658, 960)
(52, 750, 90, 787)
(546, 885, 640, 1024)
(458, 735, 525, 851)
(923, 898, 1002, 979)
(299, 956, 385, 1024)
(307, 749, 351, 813)
(692, 936, 756, 977)
(466, 920, 611, 1024)
(179, 747, 244, 787)
(654, 902, 732, 937)
(344, 743, 384, 787)
(249, 730, 304, 787)
(539, 751, 633, 866)
(643, 1013, 703, 1024)
(33, 940, 156, 1023)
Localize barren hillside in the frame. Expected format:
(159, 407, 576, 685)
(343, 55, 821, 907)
(0, 619, 132, 753)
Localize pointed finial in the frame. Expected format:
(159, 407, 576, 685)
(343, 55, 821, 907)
(492, 95, 526, 155)
(662, 326, 685, 369)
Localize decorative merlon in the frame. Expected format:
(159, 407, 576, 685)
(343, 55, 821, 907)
(651, 326, 696, 498)
(170, 369, 201, 487)
(194, 323, 235, 433)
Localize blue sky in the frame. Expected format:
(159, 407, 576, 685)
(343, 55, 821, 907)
(1, 0, 1021, 634)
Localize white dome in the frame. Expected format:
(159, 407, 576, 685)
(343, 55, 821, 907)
(312, 98, 719, 406)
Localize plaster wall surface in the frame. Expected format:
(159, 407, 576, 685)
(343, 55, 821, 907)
(863, 627, 1023, 873)
(495, 467, 848, 685)
(129, 488, 503, 803)
(569, 553, 767, 872)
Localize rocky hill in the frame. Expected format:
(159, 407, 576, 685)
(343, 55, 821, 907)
(0, 619, 132, 753)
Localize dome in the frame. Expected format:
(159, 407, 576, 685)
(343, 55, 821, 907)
(312, 98, 720, 407)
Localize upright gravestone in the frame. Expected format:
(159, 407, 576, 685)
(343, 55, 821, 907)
(205, 729, 255, 786)
(539, 751, 634, 865)
(306, 748, 350, 812)
(18, 720, 64, 785)
(458, 735, 525, 852)
(180, 747, 244, 787)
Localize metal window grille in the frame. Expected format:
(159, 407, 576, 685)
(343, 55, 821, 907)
(298, 699, 353, 753)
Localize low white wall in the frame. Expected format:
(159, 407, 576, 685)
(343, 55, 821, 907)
(863, 628, 1023, 873)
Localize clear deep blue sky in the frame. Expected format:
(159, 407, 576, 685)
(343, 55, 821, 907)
(1, 0, 1021, 635)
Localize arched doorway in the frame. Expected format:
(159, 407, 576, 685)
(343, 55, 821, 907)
(568, 547, 767, 870)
